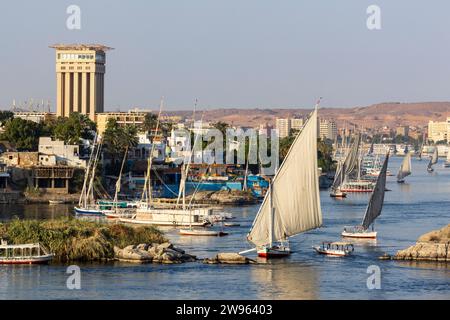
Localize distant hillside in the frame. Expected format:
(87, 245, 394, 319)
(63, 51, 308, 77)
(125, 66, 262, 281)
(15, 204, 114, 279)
(163, 102, 450, 128)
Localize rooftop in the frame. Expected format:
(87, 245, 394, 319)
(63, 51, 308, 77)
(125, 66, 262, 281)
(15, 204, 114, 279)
(49, 44, 114, 51)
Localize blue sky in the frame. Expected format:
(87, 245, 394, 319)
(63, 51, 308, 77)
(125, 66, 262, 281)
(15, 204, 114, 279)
(1, 1, 450, 111)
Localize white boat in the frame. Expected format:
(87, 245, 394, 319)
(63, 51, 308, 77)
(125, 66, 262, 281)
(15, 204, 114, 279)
(49, 200, 65, 205)
(427, 147, 438, 172)
(314, 242, 354, 257)
(341, 153, 389, 239)
(396, 152, 412, 183)
(0, 240, 54, 265)
(241, 102, 323, 258)
(179, 228, 228, 236)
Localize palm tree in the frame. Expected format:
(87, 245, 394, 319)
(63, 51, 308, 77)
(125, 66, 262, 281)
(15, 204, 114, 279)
(103, 119, 138, 171)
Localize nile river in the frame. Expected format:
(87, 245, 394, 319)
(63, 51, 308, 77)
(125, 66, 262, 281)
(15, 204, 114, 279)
(0, 157, 449, 299)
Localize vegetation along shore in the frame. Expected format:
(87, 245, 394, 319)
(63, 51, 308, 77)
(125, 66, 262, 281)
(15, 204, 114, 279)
(0, 218, 167, 262)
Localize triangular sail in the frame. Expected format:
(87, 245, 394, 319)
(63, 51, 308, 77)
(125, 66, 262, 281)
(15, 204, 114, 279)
(396, 152, 411, 181)
(343, 134, 361, 180)
(247, 108, 322, 247)
(361, 153, 389, 229)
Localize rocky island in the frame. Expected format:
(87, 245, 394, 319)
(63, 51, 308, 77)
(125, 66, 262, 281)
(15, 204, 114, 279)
(392, 224, 450, 262)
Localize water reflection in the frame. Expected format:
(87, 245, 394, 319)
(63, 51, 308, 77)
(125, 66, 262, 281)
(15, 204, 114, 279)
(250, 262, 319, 299)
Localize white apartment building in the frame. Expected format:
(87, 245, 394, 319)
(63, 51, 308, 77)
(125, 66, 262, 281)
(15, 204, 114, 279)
(319, 119, 337, 141)
(38, 137, 86, 167)
(428, 118, 450, 142)
(275, 117, 304, 138)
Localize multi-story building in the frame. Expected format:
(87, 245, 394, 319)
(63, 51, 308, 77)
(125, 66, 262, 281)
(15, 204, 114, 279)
(428, 118, 450, 142)
(396, 125, 409, 137)
(50, 44, 113, 120)
(275, 118, 291, 138)
(290, 118, 304, 131)
(13, 112, 56, 124)
(38, 137, 86, 167)
(319, 119, 337, 141)
(95, 111, 149, 134)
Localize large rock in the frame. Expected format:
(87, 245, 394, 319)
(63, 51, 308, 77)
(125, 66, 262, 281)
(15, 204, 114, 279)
(204, 252, 254, 264)
(393, 224, 450, 262)
(115, 246, 153, 263)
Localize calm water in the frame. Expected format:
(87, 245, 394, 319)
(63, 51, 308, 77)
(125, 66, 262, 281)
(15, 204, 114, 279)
(0, 157, 449, 300)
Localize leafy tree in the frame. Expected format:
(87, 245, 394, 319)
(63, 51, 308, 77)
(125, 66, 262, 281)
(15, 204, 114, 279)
(142, 113, 158, 133)
(53, 113, 96, 145)
(212, 121, 229, 136)
(103, 119, 138, 170)
(0, 111, 14, 126)
(0, 118, 42, 151)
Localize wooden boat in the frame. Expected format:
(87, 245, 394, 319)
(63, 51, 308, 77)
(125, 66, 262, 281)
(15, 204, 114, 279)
(179, 228, 228, 236)
(0, 241, 54, 265)
(341, 153, 389, 239)
(223, 222, 240, 227)
(340, 180, 375, 193)
(397, 152, 412, 183)
(314, 242, 354, 257)
(49, 200, 65, 205)
(241, 102, 323, 259)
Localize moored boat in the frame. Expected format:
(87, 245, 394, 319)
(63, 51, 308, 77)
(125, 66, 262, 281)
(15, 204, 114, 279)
(179, 228, 228, 236)
(49, 199, 65, 205)
(0, 241, 54, 265)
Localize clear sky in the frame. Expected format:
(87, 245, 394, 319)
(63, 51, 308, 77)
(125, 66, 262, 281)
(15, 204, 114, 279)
(1, 0, 450, 111)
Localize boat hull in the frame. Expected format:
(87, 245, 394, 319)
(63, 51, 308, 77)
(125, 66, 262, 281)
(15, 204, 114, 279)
(313, 247, 350, 257)
(257, 245, 291, 258)
(0, 254, 54, 265)
(74, 207, 103, 215)
(119, 217, 207, 227)
(341, 230, 377, 239)
(179, 229, 228, 236)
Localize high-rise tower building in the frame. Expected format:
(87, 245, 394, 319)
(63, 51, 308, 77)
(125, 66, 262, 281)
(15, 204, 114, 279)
(50, 44, 113, 120)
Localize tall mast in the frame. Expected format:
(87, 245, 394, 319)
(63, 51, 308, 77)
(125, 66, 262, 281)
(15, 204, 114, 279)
(141, 98, 163, 205)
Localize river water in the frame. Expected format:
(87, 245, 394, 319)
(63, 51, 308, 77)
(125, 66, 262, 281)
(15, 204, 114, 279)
(0, 157, 449, 300)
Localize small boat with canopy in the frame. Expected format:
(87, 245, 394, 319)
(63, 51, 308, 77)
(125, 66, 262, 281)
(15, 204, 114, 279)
(313, 241, 354, 257)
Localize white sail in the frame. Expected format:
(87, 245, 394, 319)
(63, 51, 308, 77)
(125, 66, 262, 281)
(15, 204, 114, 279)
(396, 152, 411, 181)
(247, 108, 322, 247)
(361, 153, 389, 229)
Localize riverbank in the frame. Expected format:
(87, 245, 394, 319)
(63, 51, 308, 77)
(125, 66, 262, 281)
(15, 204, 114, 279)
(392, 224, 450, 262)
(0, 218, 166, 262)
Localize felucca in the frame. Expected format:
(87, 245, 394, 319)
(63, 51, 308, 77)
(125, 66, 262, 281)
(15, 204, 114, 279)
(74, 133, 103, 215)
(427, 147, 438, 172)
(396, 152, 412, 183)
(240, 102, 322, 258)
(342, 153, 389, 239)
